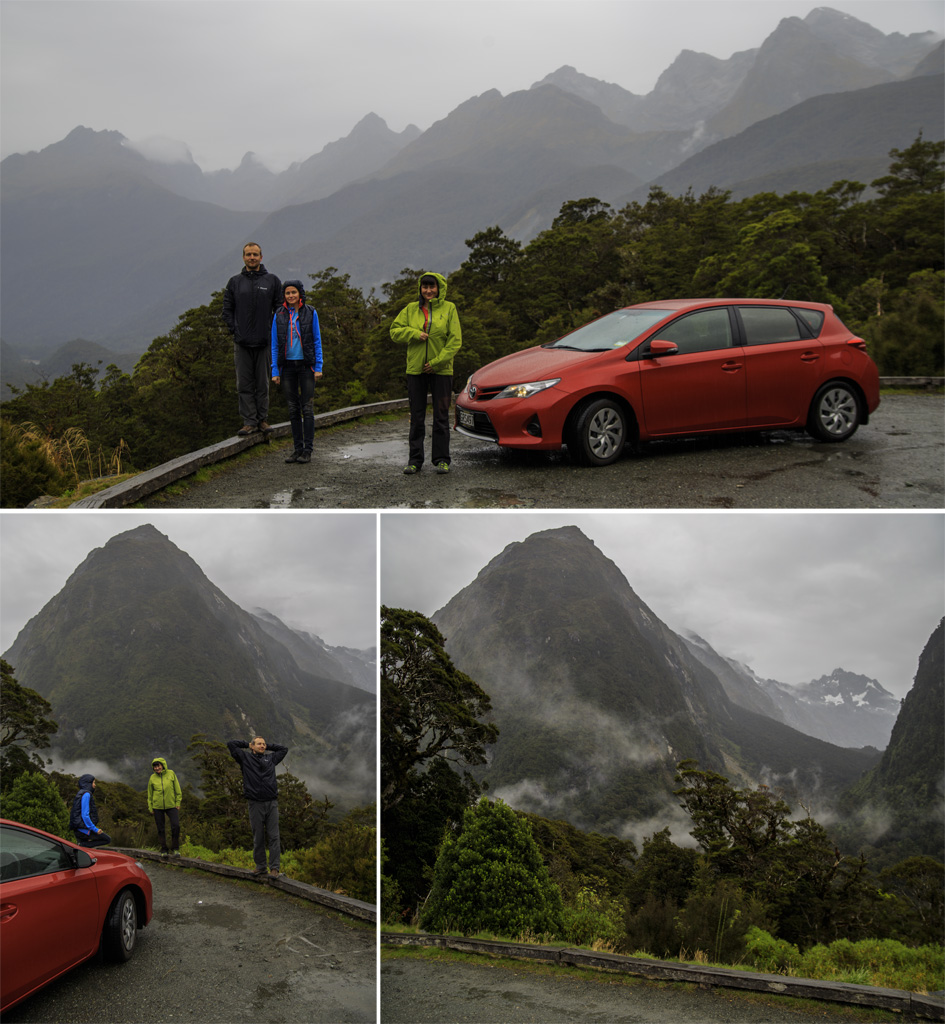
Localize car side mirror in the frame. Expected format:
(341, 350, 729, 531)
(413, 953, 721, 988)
(645, 339, 678, 357)
(74, 848, 95, 869)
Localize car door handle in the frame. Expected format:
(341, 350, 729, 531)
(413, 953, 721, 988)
(721, 361, 743, 372)
(800, 352, 820, 362)
(0, 903, 18, 922)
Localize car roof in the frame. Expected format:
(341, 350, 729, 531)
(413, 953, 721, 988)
(627, 298, 832, 311)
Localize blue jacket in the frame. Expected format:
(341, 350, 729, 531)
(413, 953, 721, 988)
(271, 303, 323, 374)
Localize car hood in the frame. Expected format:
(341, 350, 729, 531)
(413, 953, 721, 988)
(471, 345, 601, 386)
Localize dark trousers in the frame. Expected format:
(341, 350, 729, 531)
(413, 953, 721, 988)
(248, 799, 281, 870)
(234, 343, 270, 426)
(74, 830, 111, 848)
(280, 364, 316, 452)
(153, 807, 180, 852)
(407, 373, 452, 467)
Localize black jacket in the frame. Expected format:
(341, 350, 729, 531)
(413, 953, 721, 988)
(69, 775, 99, 834)
(227, 741, 289, 801)
(222, 264, 282, 348)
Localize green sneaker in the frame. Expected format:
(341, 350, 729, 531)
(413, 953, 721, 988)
(435, 462, 450, 474)
(403, 464, 419, 475)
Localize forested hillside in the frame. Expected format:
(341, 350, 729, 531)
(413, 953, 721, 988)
(2, 135, 941, 506)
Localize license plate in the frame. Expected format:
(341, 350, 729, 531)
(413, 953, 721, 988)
(459, 408, 475, 428)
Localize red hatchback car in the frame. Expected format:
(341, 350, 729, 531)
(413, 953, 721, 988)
(0, 819, 153, 1013)
(454, 299, 880, 466)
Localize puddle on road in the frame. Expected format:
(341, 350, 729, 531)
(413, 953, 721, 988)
(335, 439, 405, 464)
(270, 488, 304, 508)
(159, 901, 247, 930)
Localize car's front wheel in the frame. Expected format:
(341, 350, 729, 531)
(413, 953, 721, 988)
(568, 398, 627, 466)
(102, 888, 138, 962)
(807, 382, 861, 442)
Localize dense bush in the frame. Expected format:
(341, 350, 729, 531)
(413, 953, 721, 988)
(421, 798, 564, 937)
(0, 771, 71, 838)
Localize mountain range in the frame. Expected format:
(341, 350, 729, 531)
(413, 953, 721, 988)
(1, 5, 941, 379)
(431, 526, 933, 847)
(1, 524, 376, 807)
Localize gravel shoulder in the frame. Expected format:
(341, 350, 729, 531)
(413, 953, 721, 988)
(141, 395, 944, 510)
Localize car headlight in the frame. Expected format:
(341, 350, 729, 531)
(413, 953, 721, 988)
(495, 378, 561, 399)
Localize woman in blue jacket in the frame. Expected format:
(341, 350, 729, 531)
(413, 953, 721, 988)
(271, 280, 323, 464)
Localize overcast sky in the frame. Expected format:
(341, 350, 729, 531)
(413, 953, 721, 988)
(0, 511, 378, 653)
(382, 512, 944, 698)
(2, 1, 941, 170)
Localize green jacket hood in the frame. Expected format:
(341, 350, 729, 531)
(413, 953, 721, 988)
(418, 272, 448, 305)
(151, 757, 169, 772)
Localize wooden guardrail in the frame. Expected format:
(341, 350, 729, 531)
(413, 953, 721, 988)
(70, 397, 409, 508)
(115, 846, 376, 924)
(382, 932, 945, 1020)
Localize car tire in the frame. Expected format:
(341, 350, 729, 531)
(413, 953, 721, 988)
(102, 888, 137, 962)
(568, 398, 627, 466)
(807, 382, 861, 442)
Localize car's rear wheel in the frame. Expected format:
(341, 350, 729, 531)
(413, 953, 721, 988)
(102, 888, 137, 962)
(807, 382, 861, 442)
(568, 398, 627, 466)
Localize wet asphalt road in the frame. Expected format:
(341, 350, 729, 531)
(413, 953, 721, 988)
(381, 953, 899, 1023)
(4, 862, 376, 1024)
(141, 394, 943, 510)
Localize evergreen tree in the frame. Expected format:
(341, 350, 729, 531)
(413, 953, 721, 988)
(420, 797, 564, 937)
(0, 771, 71, 837)
(1, 660, 58, 789)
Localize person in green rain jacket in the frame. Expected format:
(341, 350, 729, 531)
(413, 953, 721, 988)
(390, 271, 462, 475)
(147, 756, 183, 857)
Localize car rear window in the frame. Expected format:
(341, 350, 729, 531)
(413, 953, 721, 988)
(792, 307, 825, 335)
(738, 306, 811, 344)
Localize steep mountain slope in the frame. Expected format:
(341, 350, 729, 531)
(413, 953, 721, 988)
(844, 619, 944, 861)
(632, 74, 944, 202)
(681, 631, 899, 749)
(432, 526, 879, 834)
(2, 525, 375, 803)
(0, 128, 256, 354)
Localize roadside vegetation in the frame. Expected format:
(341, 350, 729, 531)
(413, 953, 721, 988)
(3, 135, 942, 506)
(380, 610, 945, 995)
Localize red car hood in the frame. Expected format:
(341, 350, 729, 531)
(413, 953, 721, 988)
(471, 345, 598, 386)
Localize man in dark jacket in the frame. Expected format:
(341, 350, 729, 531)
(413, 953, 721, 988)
(222, 243, 282, 436)
(69, 774, 111, 847)
(227, 736, 288, 877)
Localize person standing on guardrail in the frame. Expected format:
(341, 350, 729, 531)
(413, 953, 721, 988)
(148, 757, 182, 859)
(390, 271, 462, 475)
(227, 736, 289, 878)
(271, 280, 323, 464)
(222, 242, 282, 438)
(69, 774, 111, 847)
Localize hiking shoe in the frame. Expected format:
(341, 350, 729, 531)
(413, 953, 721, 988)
(269, 869, 283, 878)
(253, 866, 267, 876)
(237, 425, 257, 437)
(297, 451, 312, 463)
(403, 464, 419, 475)
(259, 421, 273, 433)
(435, 462, 450, 474)
(284, 449, 302, 463)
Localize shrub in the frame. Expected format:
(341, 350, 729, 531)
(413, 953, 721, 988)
(420, 798, 563, 937)
(744, 926, 802, 974)
(297, 823, 376, 903)
(0, 771, 71, 838)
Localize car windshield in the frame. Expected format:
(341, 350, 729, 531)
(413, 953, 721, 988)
(544, 309, 672, 352)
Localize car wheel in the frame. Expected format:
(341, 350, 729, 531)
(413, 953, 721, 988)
(569, 398, 627, 466)
(102, 889, 137, 962)
(807, 382, 861, 442)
